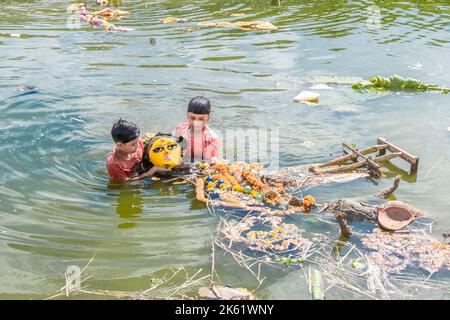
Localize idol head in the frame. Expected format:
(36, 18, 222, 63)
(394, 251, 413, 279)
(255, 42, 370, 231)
(148, 135, 183, 169)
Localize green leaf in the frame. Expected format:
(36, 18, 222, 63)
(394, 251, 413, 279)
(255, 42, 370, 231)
(352, 75, 449, 93)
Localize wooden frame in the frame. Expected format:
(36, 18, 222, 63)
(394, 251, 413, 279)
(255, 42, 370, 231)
(309, 138, 419, 176)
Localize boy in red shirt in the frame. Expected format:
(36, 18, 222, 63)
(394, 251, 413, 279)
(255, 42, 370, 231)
(173, 96, 221, 163)
(107, 119, 169, 182)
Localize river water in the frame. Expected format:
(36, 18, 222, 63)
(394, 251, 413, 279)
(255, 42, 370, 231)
(0, 0, 449, 299)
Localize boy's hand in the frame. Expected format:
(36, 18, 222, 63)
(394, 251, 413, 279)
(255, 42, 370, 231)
(172, 163, 190, 170)
(145, 166, 171, 177)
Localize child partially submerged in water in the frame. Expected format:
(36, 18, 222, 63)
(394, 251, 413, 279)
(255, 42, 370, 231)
(106, 119, 171, 182)
(173, 96, 221, 163)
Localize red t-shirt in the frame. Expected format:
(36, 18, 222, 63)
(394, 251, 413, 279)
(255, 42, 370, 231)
(107, 138, 145, 181)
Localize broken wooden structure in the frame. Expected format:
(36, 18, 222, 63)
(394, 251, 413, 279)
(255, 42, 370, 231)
(309, 137, 419, 177)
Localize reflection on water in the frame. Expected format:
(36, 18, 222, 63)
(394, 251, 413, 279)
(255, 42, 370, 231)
(112, 185, 143, 229)
(0, 0, 449, 299)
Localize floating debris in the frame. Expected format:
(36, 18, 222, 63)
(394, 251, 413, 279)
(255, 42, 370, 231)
(198, 20, 277, 31)
(190, 162, 321, 215)
(230, 13, 247, 17)
(198, 285, 255, 300)
(10, 34, 21, 38)
(13, 85, 39, 97)
(310, 269, 324, 300)
(361, 230, 450, 274)
(351, 258, 366, 270)
(352, 75, 449, 93)
(68, 3, 132, 32)
(220, 213, 313, 260)
(91, 8, 130, 20)
(293, 91, 320, 105)
(302, 141, 315, 148)
(160, 17, 187, 24)
(310, 83, 332, 90)
(377, 206, 414, 231)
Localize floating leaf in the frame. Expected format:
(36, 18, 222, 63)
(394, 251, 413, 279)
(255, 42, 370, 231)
(198, 20, 277, 31)
(161, 16, 187, 24)
(352, 75, 449, 93)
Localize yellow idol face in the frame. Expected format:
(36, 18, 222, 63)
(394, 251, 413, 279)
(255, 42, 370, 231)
(149, 137, 182, 169)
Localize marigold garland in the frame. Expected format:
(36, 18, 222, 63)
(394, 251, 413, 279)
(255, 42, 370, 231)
(196, 178, 207, 202)
(242, 170, 268, 191)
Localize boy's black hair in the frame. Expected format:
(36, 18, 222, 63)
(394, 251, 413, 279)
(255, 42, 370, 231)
(111, 118, 140, 143)
(187, 96, 211, 114)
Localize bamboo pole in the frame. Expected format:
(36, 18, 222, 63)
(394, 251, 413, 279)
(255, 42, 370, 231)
(315, 153, 401, 175)
(310, 268, 324, 300)
(342, 143, 383, 177)
(377, 138, 419, 174)
(311, 145, 387, 170)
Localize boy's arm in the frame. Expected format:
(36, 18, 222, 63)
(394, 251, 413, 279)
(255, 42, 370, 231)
(127, 166, 171, 182)
(204, 134, 221, 161)
(108, 163, 170, 182)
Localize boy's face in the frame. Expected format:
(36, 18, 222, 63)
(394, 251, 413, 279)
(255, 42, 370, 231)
(187, 112, 210, 132)
(116, 137, 140, 154)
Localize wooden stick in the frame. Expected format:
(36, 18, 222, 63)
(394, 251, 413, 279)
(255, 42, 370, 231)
(317, 153, 401, 175)
(334, 212, 352, 237)
(377, 137, 419, 174)
(376, 175, 401, 199)
(311, 145, 387, 170)
(342, 143, 383, 177)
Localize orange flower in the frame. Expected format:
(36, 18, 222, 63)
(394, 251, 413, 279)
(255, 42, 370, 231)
(302, 195, 316, 207)
(242, 170, 267, 190)
(195, 178, 207, 202)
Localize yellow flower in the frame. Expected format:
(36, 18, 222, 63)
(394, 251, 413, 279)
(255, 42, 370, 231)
(302, 195, 316, 207)
(249, 191, 258, 197)
(277, 226, 286, 234)
(247, 231, 257, 240)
